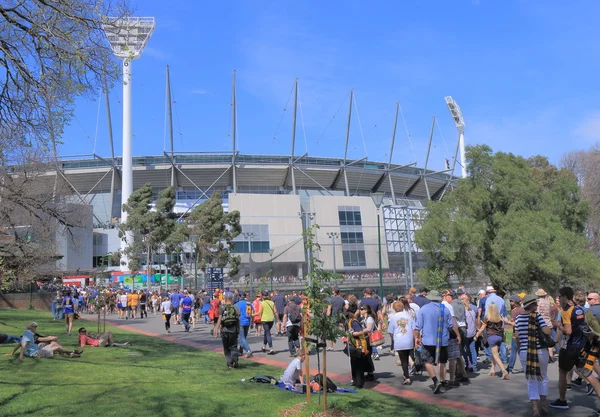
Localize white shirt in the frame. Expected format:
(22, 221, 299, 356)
(161, 300, 172, 315)
(442, 300, 455, 317)
(282, 358, 303, 385)
(120, 294, 128, 306)
(388, 311, 415, 351)
(409, 302, 420, 319)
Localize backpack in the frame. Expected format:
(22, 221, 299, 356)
(222, 304, 239, 327)
(245, 302, 253, 319)
(583, 310, 600, 339)
(289, 305, 301, 324)
(312, 374, 337, 393)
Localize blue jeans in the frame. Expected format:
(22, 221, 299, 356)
(238, 325, 251, 353)
(485, 342, 507, 362)
(508, 338, 520, 371)
(467, 338, 478, 370)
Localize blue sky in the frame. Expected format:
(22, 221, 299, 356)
(60, 1, 600, 172)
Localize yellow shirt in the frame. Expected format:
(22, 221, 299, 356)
(261, 300, 276, 322)
(130, 293, 140, 307)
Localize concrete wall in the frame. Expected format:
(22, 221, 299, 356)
(228, 193, 305, 267)
(311, 195, 390, 272)
(55, 204, 93, 271)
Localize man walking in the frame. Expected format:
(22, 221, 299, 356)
(272, 290, 287, 336)
(414, 290, 457, 394)
(214, 292, 241, 369)
(506, 295, 525, 374)
(413, 287, 431, 308)
(326, 287, 346, 351)
(283, 297, 302, 356)
(181, 290, 193, 332)
(235, 292, 253, 358)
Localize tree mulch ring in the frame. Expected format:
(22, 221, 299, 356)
(280, 403, 353, 417)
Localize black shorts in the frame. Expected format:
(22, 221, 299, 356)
(559, 348, 581, 372)
(422, 345, 448, 364)
(278, 313, 284, 321)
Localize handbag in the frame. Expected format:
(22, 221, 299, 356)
(369, 329, 385, 347)
(538, 326, 556, 348)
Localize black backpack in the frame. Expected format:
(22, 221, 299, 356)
(222, 304, 239, 327)
(288, 305, 302, 324)
(312, 373, 337, 393)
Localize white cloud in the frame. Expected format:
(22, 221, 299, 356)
(189, 88, 208, 95)
(572, 112, 600, 144)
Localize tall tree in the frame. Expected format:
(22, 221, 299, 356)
(185, 192, 241, 277)
(415, 145, 600, 293)
(119, 184, 176, 289)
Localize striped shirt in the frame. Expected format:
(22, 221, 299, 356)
(514, 312, 547, 352)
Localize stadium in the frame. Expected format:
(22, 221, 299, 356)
(38, 150, 457, 291)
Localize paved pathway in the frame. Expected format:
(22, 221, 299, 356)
(85, 313, 600, 417)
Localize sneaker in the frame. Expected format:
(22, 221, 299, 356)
(572, 377, 583, 386)
(447, 381, 461, 388)
(482, 359, 491, 365)
(457, 377, 470, 384)
(587, 385, 595, 396)
(432, 381, 443, 394)
(372, 354, 380, 361)
(245, 352, 253, 359)
(549, 399, 569, 410)
(566, 384, 572, 390)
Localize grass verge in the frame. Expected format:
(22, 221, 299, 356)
(0, 309, 471, 417)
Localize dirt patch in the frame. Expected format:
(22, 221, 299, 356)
(280, 403, 353, 417)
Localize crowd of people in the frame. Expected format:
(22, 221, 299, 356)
(7, 281, 600, 416)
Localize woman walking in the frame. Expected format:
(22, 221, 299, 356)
(359, 304, 377, 381)
(476, 302, 509, 379)
(514, 294, 551, 417)
(387, 298, 415, 385)
(161, 296, 173, 333)
(255, 290, 277, 354)
(63, 292, 75, 336)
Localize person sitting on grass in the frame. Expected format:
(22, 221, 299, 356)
(281, 348, 307, 387)
(4, 322, 82, 359)
(0, 334, 21, 344)
(77, 328, 130, 348)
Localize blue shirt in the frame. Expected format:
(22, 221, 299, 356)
(63, 296, 75, 314)
(236, 300, 252, 326)
(486, 293, 506, 317)
(415, 302, 453, 347)
(170, 293, 182, 308)
(22, 330, 40, 357)
(181, 296, 193, 314)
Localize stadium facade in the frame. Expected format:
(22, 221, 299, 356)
(46, 152, 455, 286)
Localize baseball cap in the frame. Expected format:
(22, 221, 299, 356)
(486, 286, 495, 293)
(261, 290, 269, 296)
(239, 292, 246, 298)
(418, 286, 429, 293)
(509, 295, 521, 303)
(441, 289, 455, 297)
(456, 288, 466, 296)
(478, 289, 486, 295)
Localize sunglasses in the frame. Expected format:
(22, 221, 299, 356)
(588, 298, 598, 301)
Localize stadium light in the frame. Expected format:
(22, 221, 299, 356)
(103, 17, 155, 271)
(444, 96, 467, 179)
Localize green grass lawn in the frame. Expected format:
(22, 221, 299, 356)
(0, 309, 471, 417)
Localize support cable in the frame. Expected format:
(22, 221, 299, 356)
(297, 83, 309, 154)
(272, 81, 295, 142)
(398, 103, 417, 164)
(93, 91, 102, 155)
(316, 90, 351, 145)
(352, 93, 368, 159)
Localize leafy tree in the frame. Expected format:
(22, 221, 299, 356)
(415, 144, 600, 293)
(303, 225, 346, 411)
(185, 192, 241, 277)
(119, 184, 176, 290)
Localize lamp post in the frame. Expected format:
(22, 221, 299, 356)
(268, 248, 274, 291)
(445, 96, 467, 179)
(190, 235, 199, 292)
(371, 193, 385, 297)
(243, 232, 256, 295)
(102, 17, 155, 270)
(326, 232, 339, 274)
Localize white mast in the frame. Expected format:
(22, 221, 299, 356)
(103, 17, 155, 271)
(445, 96, 467, 179)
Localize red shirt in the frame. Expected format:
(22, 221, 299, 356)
(79, 334, 99, 347)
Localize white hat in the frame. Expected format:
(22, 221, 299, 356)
(486, 286, 495, 293)
(478, 289, 486, 295)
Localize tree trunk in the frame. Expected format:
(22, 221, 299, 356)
(146, 244, 152, 291)
(323, 341, 328, 411)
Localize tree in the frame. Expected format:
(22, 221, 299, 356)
(561, 148, 600, 255)
(0, 1, 130, 284)
(0, 1, 128, 146)
(185, 192, 241, 277)
(303, 225, 346, 411)
(119, 184, 176, 290)
(415, 144, 600, 293)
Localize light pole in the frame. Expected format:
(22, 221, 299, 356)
(299, 211, 315, 285)
(268, 248, 274, 291)
(445, 96, 467, 179)
(102, 17, 155, 271)
(190, 235, 199, 292)
(371, 193, 385, 297)
(326, 232, 339, 274)
(243, 232, 256, 295)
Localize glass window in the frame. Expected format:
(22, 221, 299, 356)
(338, 211, 347, 226)
(341, 232, 364, 244)
(342, 249, 366, 267)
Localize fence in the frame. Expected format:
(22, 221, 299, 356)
(0, 293, 53, 311)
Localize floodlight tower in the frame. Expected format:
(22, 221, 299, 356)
(445, 96, 467, 178)
(103, 17, 155, 271)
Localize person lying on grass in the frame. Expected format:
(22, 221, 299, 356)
(4, 322, 82, 359)
(0, 334, 21, 344)
(77, 328, 130, 348)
